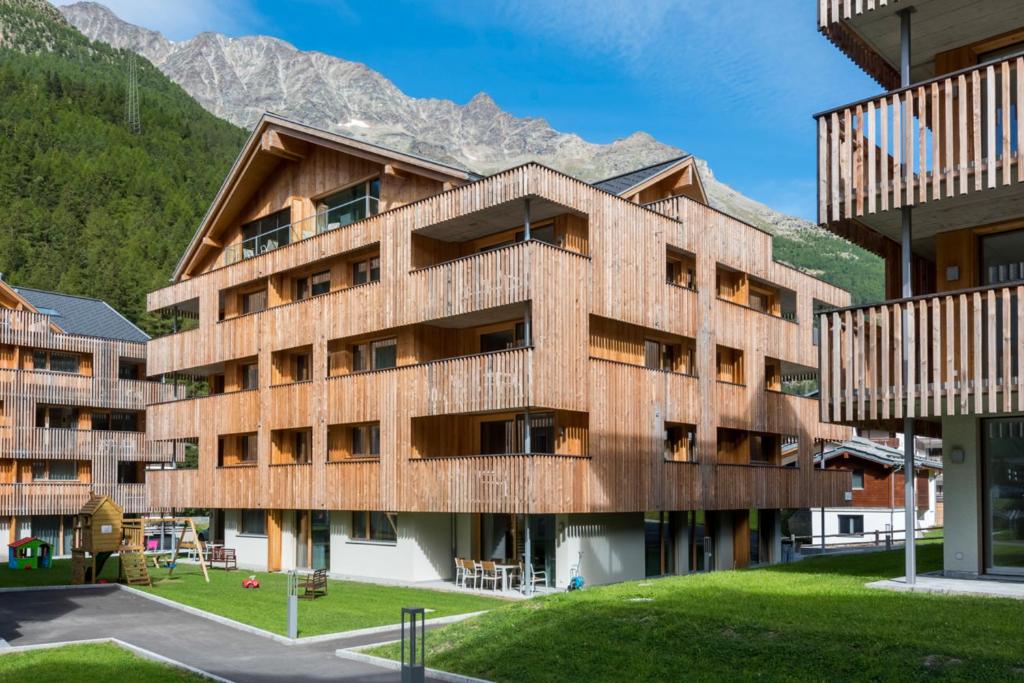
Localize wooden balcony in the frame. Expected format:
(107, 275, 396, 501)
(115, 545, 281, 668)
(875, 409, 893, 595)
(817, 0, 892, 28)
(0, 482, 91, 515)
(91, 483, 148, 514)
(148, 389, 260, 441)
(7, 428, 179, 461)
(820, 284, 1024, 424)
(0, 369, 173, 410)
(404, 454, 590, 514)
(147, 466, 262, 511)
(709, 465, 850, 509)
(420, 348, 531, 416)
(818, 53, 1024, 237)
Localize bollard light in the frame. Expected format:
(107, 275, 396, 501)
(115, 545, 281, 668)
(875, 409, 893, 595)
(401, 606, 426, 683)
(286, 570, 299, 639)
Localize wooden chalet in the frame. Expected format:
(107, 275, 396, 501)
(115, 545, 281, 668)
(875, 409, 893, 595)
(143, 112, 852, 585)
(0, 281, 179, 554)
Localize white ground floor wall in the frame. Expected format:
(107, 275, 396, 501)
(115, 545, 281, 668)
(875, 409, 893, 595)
(940, 414, 982, 577)
(810, 507, 932, 546)
(220, 508, 783, 587)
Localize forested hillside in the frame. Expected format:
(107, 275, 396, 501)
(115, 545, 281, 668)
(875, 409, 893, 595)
(0, 0, 246, 331)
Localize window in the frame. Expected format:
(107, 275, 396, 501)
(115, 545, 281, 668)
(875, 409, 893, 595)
(316, 180, 380, 233)
(31, 350, 80, 374)
(242, 289, 268, 315)
(479, 413, 555, 455)
(36, 406, 78, 429)
(352, 256, 381, 285)
(664, 425, 694, 462)
(91, 411, 140, 432)
(852, 469, 865, 489)
(352, 423, 381, 457)
(644, 339, 684, 372)
(311, 270, 331, 295)
(241, 209, 290, 259)
(31, 460, 77, 481)
(360, 339, 395, 370)
(118, 360, 143, 380)
(240, 434, 258, 463)
(241, 363, 259, 390)
(351, 511, 397, 543)
(293, 430, 311, 464)
(239, 510, 267, 536)
(838, 514, 864, 535)
(294, 353, 311, 382)
(295, 276, 309, 301)
(515, 223, 560, 247)
(666, 250, 696, 289)
(479, 323, 526, 353)
(716, 346, 744, 384)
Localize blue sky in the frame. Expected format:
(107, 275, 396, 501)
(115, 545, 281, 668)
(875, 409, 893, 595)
(61, 0, 880, 221)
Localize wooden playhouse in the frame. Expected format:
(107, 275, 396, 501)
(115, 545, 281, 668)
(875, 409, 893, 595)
(71, 495, 149, 585)
(8, 537, 52, 570)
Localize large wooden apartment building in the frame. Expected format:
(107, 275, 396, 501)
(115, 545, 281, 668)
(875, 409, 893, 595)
(144, 114, 851, 585)
(0, 281, 177, 554)
(817, 0, 1024, 579)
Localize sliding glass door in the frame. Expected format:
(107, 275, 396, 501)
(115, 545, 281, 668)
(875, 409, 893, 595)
(984, 418, 1024, 575)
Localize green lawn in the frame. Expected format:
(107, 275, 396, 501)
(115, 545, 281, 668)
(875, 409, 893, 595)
(133, 563, 509, 636)
(369, 544, 1024, 682)
(0, 557, 120, 587)
(0, 643, 204, 682)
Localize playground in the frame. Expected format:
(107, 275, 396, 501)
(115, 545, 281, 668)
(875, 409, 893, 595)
(1, 496, 507, 638)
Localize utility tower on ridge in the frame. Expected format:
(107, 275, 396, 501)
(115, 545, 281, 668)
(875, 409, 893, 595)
(124, 52, 141, 135)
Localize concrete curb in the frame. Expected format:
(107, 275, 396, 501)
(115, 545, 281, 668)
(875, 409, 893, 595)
(0, 636, 233, 682)
(336, 642, 494, 683)
(121, 585, 489, 645)
(0, 583, 111, 594)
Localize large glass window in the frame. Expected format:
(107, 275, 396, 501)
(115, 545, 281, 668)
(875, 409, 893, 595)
(241, 209, 291, 259)
(242, 290, 268, 315)
(351, 511, 397, 543)
(981, 229, 1024, 285)
(352, 338, 396, 371)
(241, 363, 259, 390)
(479, 413, 555, 455)
(984, 417, 1024, 574)
(352, 256, 381, 285)
(316, 180, 380, 234)
(479, 323, 526, 353)
(31, 351, 80, 374)
(239, 510, 266, 536)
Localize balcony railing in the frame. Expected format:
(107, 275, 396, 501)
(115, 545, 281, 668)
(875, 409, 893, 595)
(818, 0, 892, 28)
(820, 283, 1024, 423)
(0, 368, 174, 409)
(7, 428, 180, 461)
(0, 482, 92, 515)
(817, 53, 1023, 225)
(223, 197, 379, 266)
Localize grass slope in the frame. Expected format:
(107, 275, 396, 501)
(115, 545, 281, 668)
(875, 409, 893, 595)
(371, 544, 1024, 682)
(0, 642, 204, 682)
(0, 0, 247, 332)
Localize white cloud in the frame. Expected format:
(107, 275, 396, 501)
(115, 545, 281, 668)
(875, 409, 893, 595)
(52, 0, 263, 41)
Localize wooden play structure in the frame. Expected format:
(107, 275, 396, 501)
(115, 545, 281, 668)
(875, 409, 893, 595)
(70, 495, 209, 585)
(8, 537, 52, 570)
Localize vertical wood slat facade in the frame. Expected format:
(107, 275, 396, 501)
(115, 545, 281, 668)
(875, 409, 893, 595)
(146, 147, 853, 514)
(820, 284, 1024, 424)
(0, 308, 175, 515)
(816, 54, 1023, 225)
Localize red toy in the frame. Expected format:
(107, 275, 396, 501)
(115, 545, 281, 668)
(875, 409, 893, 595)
(242, 576, 260, 589)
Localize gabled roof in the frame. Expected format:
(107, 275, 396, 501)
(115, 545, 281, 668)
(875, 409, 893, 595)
(172, 113, 477, 281)
(9, 536, 49, 548)
(591, 155, 705, 204)
(80, 494, 122, 516)
(12, 287, 148, 343)
(818, 436, 943, 471)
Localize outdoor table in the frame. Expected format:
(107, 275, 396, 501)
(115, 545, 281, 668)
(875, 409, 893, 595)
(494, 563, 518, 592)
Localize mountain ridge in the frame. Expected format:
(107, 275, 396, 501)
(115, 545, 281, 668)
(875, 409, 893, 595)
(54, 1, 884, 303)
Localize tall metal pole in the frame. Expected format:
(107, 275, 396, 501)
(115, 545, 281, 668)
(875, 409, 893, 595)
(524, 514, 532, 596)
(898, 7, 917, 585)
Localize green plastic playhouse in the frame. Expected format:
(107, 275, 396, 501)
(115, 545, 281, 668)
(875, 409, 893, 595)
(8, 536, 52, 570)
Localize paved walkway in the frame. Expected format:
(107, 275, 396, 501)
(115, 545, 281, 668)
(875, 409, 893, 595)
(867, 575, 1024, 600)
(0, 586, 444, 682)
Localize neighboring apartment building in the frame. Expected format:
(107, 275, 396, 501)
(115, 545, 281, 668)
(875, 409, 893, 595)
(811, 436, 942, 545)
(0, 281, 177, 554)
(143, 114, 851, 586)
(817, 1, 1024, 578)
